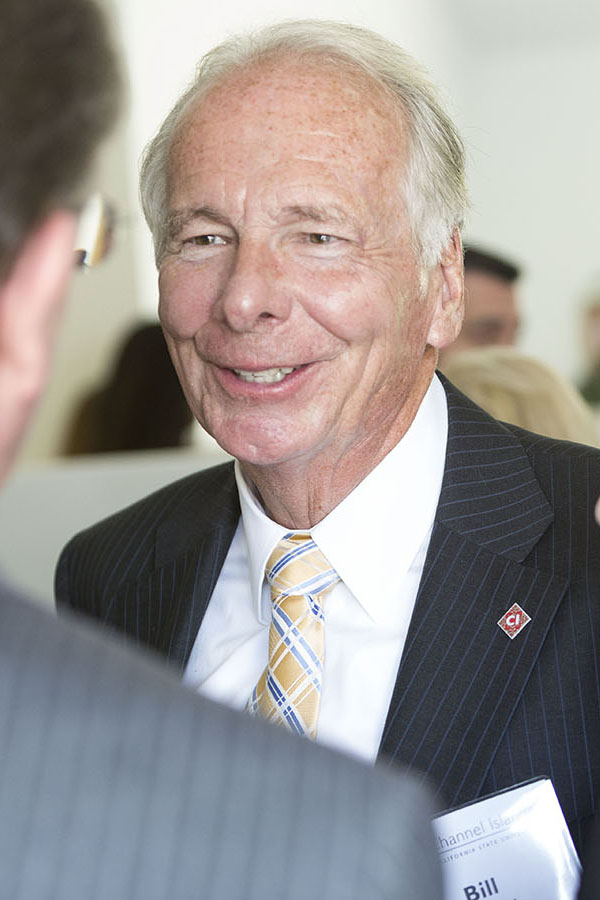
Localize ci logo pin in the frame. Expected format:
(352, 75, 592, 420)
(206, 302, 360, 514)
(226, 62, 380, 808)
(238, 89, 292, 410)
(498, 603, 531, 639)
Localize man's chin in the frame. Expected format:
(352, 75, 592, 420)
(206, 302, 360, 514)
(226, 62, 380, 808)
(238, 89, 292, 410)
(225, 442, 301, 470)
(208, 428, 309, 471)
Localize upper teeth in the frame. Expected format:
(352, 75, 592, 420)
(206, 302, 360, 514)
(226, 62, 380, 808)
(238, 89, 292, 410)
(233, 366, 296, 383)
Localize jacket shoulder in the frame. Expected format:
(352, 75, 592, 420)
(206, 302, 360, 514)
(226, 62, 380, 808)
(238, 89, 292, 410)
(503, 421, 600, 499)
(505, 420, 600, 463)
(55, 461, 238, 607)
(71, 460, 236, 539)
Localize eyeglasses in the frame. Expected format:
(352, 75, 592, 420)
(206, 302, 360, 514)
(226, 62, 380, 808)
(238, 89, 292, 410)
(74, 193, 116, 269)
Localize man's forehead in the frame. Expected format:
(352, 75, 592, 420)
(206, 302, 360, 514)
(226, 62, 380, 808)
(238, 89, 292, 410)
(167, 66, 407, 216)
(177, 55, 404, 145)
(165, 57, 409, 234)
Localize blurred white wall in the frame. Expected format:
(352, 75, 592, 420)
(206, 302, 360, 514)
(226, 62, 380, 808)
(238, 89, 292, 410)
(463, 36, 600, 383)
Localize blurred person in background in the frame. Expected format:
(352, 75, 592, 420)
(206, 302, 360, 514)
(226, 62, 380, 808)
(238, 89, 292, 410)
(579, 292, 600, 406)
(0, 3, 443, 898)
(439, 244, 521, 364)
(63, 321, 194, 454)
(443, 345, 600, 446)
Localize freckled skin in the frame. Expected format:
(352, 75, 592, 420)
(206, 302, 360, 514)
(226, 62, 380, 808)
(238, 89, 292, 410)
(159, 58, 463, 527)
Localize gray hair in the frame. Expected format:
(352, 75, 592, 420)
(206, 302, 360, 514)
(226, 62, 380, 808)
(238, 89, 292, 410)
(140, 19, 468, 268)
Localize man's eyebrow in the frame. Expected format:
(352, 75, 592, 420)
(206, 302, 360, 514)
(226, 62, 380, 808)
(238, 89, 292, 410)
(280, 204, 349, 225)
(167, 206, 229, 238)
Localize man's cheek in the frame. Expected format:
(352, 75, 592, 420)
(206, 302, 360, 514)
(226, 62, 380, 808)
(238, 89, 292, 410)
(159, 289, 205, 339)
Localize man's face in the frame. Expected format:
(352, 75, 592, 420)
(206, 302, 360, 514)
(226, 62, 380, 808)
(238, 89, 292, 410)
(159, 59, 460, 471)
(443, 269, 519, 358)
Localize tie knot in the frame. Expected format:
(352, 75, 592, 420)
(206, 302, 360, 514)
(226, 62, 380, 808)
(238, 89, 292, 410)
(266, 532, 339, 599)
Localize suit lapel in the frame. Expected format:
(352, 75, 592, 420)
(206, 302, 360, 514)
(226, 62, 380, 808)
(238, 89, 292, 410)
(156, 462, 240, 669)
(154, 521, 238, 669)
(379, 522, 567, 806)
(110, 463, 240, 670)
(379, 379, 568, 806)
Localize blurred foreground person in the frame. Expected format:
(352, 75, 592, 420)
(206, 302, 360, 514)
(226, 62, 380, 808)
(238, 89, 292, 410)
(0, 3, 442, 898)
(443, 346, 600, 446)
(57, 20, 600, 857)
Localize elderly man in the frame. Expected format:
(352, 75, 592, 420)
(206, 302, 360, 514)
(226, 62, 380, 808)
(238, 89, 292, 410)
(57, 20, 600, 856)
(1, 7, 442, 897)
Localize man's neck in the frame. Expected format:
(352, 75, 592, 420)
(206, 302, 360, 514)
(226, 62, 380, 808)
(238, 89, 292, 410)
(240, 361, 436, 529)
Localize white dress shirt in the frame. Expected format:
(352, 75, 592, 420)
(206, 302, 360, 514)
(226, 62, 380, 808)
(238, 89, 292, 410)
(184, 375, 448, 762)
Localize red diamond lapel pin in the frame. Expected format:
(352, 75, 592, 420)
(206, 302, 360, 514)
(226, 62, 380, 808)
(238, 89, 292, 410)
(498, 603, 531, 639)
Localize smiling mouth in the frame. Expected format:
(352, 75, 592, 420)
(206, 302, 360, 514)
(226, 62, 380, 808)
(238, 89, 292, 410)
(232, 366, 298, 383)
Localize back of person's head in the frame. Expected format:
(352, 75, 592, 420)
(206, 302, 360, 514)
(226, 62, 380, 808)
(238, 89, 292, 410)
(0, 0, 120, 483)
(0, 0, 120, 279)
(140, 19, 468, 270)
(444, 346, 600, 446)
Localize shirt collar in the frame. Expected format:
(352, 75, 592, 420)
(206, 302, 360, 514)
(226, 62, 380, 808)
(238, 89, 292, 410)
(235, 374, 448, 623)
(235, 463, 289, 620)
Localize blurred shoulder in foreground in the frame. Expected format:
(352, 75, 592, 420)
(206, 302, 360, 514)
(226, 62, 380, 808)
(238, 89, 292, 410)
(0, 585, 443, 900)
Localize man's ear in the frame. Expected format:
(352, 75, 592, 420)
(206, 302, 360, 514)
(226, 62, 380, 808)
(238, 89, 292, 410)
(1, 209, 78, 332)
(0, 209, 78, 380)
(0, 210, 78, 481)
(426, 228, 464, 349)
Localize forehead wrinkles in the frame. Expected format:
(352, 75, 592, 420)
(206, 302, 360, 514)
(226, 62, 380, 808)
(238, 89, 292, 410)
(164, 60, 411, 249)
(171, 57, 407, 177)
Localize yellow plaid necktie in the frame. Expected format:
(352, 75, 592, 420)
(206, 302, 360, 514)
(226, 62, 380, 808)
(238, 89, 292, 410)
(249, 532, 339, 739)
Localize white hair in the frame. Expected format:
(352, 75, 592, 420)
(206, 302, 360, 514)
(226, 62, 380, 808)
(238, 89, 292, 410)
(139, 19, 468, 268)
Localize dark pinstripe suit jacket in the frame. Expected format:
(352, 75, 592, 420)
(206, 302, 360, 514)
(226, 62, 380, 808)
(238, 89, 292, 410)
(56, 377, 600, 856)
(1, 585, 442, 899)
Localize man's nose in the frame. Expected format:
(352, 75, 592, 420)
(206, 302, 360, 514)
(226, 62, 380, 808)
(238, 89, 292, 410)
(216, 238, 292, 333)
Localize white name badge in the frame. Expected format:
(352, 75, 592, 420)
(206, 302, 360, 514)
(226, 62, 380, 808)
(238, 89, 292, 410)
(432, 778, 580, 899)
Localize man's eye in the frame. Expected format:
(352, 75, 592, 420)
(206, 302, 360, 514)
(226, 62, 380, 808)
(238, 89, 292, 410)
(307, 233, 335, 244)
(184, 234, 227, 246)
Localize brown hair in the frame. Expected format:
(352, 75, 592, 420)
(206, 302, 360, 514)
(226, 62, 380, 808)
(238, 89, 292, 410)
(0, 0, 120, 277)
(63, 323, 194, 455)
